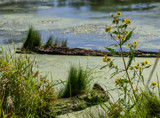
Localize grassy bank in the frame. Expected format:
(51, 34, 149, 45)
(0, 47, 56, 117)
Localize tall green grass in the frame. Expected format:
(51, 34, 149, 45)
(22, 27, 68, 51)
(44, 36, 53, 48)
(61, 40, 67, 47)
(22, 26, 41, 51)
(61, 65, 92, 98)
(45, 36, 68, 48)
(134, 91, 160, 118)
(0, 47, 55, 117)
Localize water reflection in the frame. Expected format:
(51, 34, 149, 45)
(0, 0, 160, 13)
(54, 0, 160, 12)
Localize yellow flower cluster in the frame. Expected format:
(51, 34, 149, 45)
(116, 35, 125, 41)
(144, 60, 149, 65)
(141, 60, 149, 66)
(123, 19, 131, 25)
(122, 36, 125, 41)
(110, 13, 114, 18)
(134, 88, 138, 92)
(116, 35, 121, 40)
(103, 55, 114, 68)
(116, 12, 122, 16)
(112, 19, 118, 24)
(125, 30, 129, 35)
(115, 77, 120, 84)
(110, 12, 122, 24)
(105, 26, 111, 32)
(130, 62, 143, 71)
(129, 66, 134, 70)
(127, 42, 130, 47)
(152, 81, 158, 86)
(130, 60, 150, 71)
(115, 77, 123, 85)
(103, 55, 111, 63)
(127, 40, 138, 49)
(135, 63, 139, 69)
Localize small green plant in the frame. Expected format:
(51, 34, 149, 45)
(52, 38, 68, 47)
(22, 26, 41, 51)
(61, 65, 92, 98)
(53, 38, 59, 47)
(44, 36, 53, 47)
(61, 40, 67, 47)
(0, 46, 55, 117)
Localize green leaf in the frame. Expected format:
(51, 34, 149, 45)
(126, 49, 134, 70)
(110, 70, 123, 78)
(108, 43, 119, 47)
(121, 79, 129, 83)
(119, 24, 128, 29)
(105, 47, 120, 56)
(100, 64, 108, 70)
(122, 31, 133, 45)
(141, 75, 144, 83)
(112, 31, 118, 35)
(145, 65, 151, 68)
(128, 103, 136, 111)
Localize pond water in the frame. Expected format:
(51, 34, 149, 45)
(0, 0, 160, 51)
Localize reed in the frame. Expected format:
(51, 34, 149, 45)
(61, 65, 91, 98)
(22, 26, 41, 51)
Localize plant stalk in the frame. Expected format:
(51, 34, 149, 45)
(119, 44, 137, 102)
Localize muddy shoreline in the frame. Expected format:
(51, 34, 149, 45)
(16, 46, 160, 57)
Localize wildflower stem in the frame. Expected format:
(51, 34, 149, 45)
(119, 44, 137, 102)
(147, 57, 159, 86)
(135, 70, 146, 89)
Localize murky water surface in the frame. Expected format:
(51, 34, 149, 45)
(0, 0, 160, 51)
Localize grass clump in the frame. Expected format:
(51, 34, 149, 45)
(22, 26, 68, 51)
(44, 36, 68, 48)
(44, 36, 53, 48)
(134, 91, 160, 118)
(61, 65, 91, 98)
(0, 47, 55, 117)
(22, 26, 41, 51)
(61, 40, 67, 47)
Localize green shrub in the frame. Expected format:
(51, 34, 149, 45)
(61, 65, 92, 98)
(0, 47, 55, 117)
(22, 26, 41, 51)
